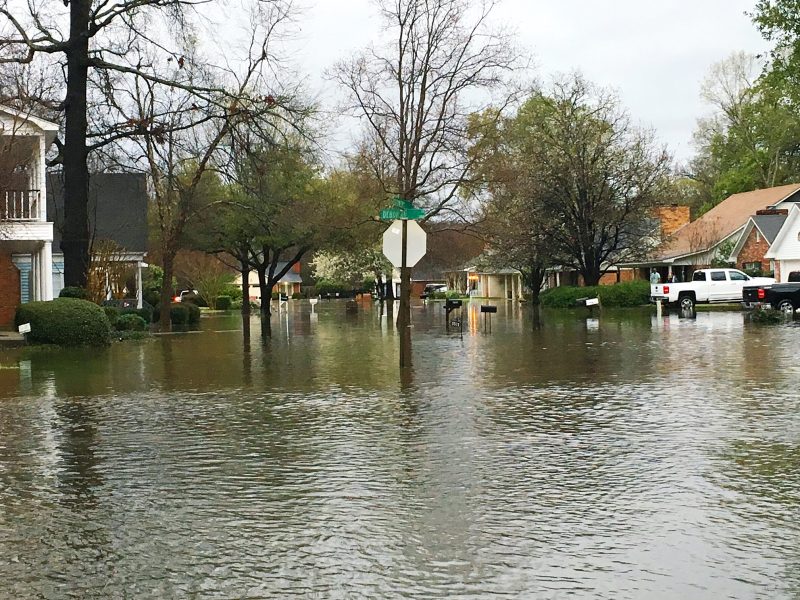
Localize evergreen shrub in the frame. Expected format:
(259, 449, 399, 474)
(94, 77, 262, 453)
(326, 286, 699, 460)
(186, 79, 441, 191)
(214, 295, 232, 310)
(59, 286, 88, 299)
(115, 313, 148, 331)
(15, 298, 111, 346)
(540, 280, 650, 308)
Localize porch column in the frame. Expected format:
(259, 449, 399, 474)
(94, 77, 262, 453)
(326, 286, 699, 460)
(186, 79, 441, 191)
(38, 134, 46, 221)
(136, 262, 144, 309)
(42, 242, 53, 301)
(31, 250, 40, 301)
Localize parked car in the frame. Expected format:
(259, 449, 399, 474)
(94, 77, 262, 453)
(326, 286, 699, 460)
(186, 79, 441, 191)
(175, 289, 199, 303)
(743, 271, 800, 313)
(420, 283, 448, 299)
(650, 268, 775, 311)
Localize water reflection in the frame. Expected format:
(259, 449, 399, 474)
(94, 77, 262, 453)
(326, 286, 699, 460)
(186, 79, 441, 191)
(0, 302, 799, 598)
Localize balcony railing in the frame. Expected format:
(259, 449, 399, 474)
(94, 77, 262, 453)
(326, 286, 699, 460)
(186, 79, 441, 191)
(1, 190, 41, 221)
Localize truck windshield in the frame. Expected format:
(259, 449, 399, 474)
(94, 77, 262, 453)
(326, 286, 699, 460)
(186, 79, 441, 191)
(692, 271, 707, 282)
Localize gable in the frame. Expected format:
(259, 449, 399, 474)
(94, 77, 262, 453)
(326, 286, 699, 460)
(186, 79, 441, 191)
(766, 205, 800, 260)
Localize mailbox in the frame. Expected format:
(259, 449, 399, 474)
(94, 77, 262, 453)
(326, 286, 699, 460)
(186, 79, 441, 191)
(445, 299, 462, 309)
(480, 305, 497, 313)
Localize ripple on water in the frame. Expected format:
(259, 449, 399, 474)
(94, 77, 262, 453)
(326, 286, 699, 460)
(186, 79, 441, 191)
(0, 308, 799, 598)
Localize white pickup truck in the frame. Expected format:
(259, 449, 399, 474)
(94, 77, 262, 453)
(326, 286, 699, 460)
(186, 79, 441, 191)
(650, 268, 775, 310)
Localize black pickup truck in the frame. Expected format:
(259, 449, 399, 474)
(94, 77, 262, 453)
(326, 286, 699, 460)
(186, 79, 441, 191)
(743, 272, 800, 313)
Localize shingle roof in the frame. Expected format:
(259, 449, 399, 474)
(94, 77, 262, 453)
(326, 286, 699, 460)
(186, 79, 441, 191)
(752, 214, 788, 244)
(654, 183, 800, 260)
(47, 173, 148, 254)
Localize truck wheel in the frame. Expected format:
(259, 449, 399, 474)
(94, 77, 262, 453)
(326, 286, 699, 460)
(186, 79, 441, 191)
(777, 299, 795, 315)
(678, 294, 695, 311)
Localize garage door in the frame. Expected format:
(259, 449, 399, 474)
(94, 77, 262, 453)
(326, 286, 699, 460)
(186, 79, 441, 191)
(780, 259, 800, 282)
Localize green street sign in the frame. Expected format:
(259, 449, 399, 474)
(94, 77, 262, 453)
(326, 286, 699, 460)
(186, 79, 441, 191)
(393, 197, 414, 210)
(379, 207, 426, 221)
(404, 208, 426, 220)
(380, 208, 404, 220)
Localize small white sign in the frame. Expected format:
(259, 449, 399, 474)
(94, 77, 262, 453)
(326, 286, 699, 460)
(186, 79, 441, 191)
(18, 323, 31, 334)
(585, 298, 600, 307)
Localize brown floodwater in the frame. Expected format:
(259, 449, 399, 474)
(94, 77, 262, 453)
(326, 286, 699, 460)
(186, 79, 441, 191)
(0, 300, 798, 599)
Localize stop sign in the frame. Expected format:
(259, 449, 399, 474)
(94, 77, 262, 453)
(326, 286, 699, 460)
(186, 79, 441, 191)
(382, 219, 427, 268)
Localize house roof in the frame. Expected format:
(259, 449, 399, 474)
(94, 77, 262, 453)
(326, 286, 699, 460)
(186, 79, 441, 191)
(653, 183, 800, 261)
(752, 214, 788, 244)
(765, 204, 800, 260)
(729, 213, 788, 262)
(47, 172, 148, 254)
(0, 105, 59, 146)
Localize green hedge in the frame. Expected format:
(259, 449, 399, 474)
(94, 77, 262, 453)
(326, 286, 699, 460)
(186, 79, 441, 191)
(115, 313, 148, 331)
(103, 306, 121, 327)
(15, 298, 111, 346)
(121, 306, 153, 324)
(214, 295, 232, 310)
(152, 302, 200, 326)
(185, 302, 200, 325)
(59, 286, 88, 299)
(540, 280, 650, 308)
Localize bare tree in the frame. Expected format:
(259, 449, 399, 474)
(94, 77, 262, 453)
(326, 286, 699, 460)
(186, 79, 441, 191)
(522, 75, 671, 286)
(0, 0, 293, 287)
(331, 0, 520, 358)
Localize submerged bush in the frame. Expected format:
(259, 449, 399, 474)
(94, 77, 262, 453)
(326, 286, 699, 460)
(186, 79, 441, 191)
(103, 306, 121, 327)
(214, 295, 232, 310)
(115, 313, 148, 331)
(750, 308, 783, 324)
(15, 298, 111, 346)
(540, 280, 650, 309)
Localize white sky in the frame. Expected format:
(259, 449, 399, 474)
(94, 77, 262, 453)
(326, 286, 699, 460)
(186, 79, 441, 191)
(285, 0, 768, 165)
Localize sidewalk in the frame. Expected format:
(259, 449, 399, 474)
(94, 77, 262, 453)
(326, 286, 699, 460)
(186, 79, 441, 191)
(0, 331, 26, 347)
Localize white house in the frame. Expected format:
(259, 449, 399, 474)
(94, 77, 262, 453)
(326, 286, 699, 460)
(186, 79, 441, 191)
(0, 106, 58, 326)
(764, 204, 800, 282)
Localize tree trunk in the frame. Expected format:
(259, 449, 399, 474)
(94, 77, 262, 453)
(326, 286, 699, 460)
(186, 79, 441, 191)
(582, 264, 602, 287)
(239, 258, 250, 317)
(375, 273, 385, 301)
(159, 253, 174, 332)
(62, 0, 92, 287)
(256, 265, 271, 317)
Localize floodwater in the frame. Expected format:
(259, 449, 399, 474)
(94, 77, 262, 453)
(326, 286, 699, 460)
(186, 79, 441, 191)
(0, 300, 798, 599)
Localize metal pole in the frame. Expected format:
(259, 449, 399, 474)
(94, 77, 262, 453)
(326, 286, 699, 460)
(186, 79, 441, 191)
(399, 218, 410, 368)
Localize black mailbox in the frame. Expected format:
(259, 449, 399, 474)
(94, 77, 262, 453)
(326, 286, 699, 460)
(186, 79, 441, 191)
(480, 305, 497, 313)
(445, 299, 462, 309)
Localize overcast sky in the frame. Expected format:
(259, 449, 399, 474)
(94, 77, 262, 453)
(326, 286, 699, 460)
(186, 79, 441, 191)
(286, 0, 767, 164)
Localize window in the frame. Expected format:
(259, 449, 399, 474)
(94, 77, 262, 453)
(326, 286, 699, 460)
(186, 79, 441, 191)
(729, 271, 748, 281)
(710, 271, 727, 281)
(756, 230, 761, 243)
(692, 271, 707, 282)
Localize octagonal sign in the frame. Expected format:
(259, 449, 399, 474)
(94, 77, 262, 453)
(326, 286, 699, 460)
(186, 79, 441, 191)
(382, 219, 427, 268)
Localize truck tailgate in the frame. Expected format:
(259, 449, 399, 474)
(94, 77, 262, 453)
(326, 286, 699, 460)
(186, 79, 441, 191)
(742, 285, 769, 302)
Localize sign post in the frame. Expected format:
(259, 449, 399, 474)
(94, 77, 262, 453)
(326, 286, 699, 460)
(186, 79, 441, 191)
(380, 198, 427, 369)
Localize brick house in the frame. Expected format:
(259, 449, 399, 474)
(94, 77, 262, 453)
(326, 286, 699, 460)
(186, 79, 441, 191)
(626, 184, 800, 282)
(728, 210, 788, 275)
(0, 106, 59, 326)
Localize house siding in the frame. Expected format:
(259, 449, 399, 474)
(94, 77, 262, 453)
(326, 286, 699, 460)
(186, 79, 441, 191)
(737, 227, 771, 272)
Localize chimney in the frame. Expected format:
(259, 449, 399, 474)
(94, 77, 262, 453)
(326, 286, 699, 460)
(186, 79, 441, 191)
(654, 205, 690, 239)
(756, 208, 788, 216)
